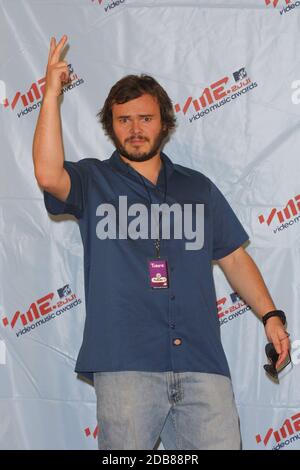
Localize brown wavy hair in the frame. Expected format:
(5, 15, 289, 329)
(97, 74, 177, 140)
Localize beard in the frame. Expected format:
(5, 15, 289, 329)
(111, 128, 167, 162)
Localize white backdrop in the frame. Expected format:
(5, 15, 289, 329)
(0, 0, 300, 450)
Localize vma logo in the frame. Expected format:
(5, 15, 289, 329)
(91, 0, 126, 11)
(3, 77, 46, 110)
(3, 64, 83, 118)
(265, 0, 300, 15)
(174, 67, 257, 123)
(2, 292, 54, 329)
(265, 0, 291, 7)
(84, 425, 99, 439)
(217, 292, 250, 326)
(2, 284, 82, 337)
(258, 194, 300, 234)
(256, 413, 300, 450)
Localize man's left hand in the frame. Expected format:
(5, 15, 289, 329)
(264, 317, 291, 369)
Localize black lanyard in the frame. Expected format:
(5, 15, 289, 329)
(137, 159, 168, 259)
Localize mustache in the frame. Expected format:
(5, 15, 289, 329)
(125, 136, 149, 143)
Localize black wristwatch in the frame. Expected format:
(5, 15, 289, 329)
(262, 310, 286, 327)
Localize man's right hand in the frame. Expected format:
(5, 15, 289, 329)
(44, 35, 70, 98)
(32, 34, 71, 203)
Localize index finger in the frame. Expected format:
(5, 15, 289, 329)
(276, 341, 290, 368)
(49, 35, 68, 65)
(47, 37, 56, 64)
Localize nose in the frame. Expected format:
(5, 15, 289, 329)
(130, 118, 142, 134)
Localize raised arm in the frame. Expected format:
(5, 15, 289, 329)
(33, 35, 71, 202)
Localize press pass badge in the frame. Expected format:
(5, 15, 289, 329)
(148, 259, 169, 289)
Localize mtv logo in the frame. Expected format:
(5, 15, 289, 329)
(67, 63, 74, 74)
(230, 292, 242, 303)
(233, 68, 247, 82)
(57, 284, 72, 298)
(0, 340, 6, 365)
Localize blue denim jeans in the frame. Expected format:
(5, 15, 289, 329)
(93, 371, 241, 450)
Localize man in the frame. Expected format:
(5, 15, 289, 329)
(33, 35, 290, 450)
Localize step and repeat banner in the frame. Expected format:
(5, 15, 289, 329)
(0, 0, 299, 450)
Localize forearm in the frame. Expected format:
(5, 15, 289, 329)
(218, 248, 276, 318)
(32, 94, 65, 186)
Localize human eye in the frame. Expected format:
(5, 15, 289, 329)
(142, 116, 152, 122)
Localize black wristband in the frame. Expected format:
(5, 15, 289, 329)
(262, 310, 286, 327)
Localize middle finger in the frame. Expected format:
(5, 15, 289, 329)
(50, 35, 68, 65)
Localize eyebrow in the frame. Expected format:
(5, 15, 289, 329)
(116, 114, 155, 118)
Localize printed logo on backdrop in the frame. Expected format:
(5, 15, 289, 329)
(91, 0, 126, 13)
(2, 64, 84, 118)
(175, 68, 258, 123)
(84, 425, 99, 439)
(217, 292, 251, 326)
(258, 194, 300, 234)
(1, 284, 82, 338)
(256, 412, 300, 450)
(265, 0, 300, 15)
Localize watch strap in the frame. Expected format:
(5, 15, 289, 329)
(262, 310, 286, 327)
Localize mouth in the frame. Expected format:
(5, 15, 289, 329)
(129, 139, 146, 145)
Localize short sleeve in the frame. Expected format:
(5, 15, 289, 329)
(210, 180, 249, 260)
(43, 160, 89, 219)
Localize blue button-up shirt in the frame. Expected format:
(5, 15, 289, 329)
(44, 150, 249, 381)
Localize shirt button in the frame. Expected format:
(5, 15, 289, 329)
(173, 338, 182, 346)
(171, 294, 175, 300)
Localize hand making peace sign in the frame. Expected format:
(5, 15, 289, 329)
(45, 35, 70, 98)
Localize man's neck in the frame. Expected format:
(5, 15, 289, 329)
(120, 153, 162, 185)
